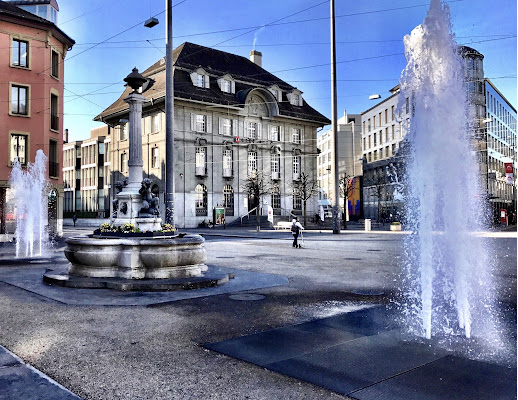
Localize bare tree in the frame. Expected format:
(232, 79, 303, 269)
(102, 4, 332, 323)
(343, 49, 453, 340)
(291, 172, 319, 226)
(368, 173, 388, 223)
(242, 171, 271, 232)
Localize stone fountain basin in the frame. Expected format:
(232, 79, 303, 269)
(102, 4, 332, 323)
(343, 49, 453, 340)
(64, 234, 207, 279)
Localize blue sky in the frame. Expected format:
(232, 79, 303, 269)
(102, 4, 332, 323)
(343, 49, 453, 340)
(57, 0, 517, 142)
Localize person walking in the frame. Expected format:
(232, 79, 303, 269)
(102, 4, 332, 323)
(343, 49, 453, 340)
(291, 217, 304, 248)
(72, 214, 78, 227)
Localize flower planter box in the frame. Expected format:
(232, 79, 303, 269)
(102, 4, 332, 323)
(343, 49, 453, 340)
(92, 230, 180, 238)
(390, 224, 402, 231)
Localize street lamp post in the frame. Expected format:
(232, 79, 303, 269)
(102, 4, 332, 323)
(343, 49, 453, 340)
(330, 0, 340, 234)
(164, 0, 175, 226)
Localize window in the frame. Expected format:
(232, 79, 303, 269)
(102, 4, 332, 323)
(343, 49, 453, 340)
(120, 153, 128, 173)
(379, 112, 382, 126)
(12, 39, 28, 68)
(373, 116, 376, 129)
(291, 93, 300, 106)
(391, 125, 395, 141)
(195, 184, 208, 216)
(51, 50, 59, 79)
(221, 79, 231, 93)
(10, 133, 27, 164)
(384, 109, 388, 125)
(293, 195, 302, 211)
(292, 128, 301, 144)
(152, 147, 159, 169)
(363, 121, 366, 134)
(374, 133, 377, 147)
(270, 125, 280, 141)
(11, 85, 28, 115)
(120, 123, 129, 141)
(223, 185, 234, 216)
(247, 152, 257, 176)
(49, 140, 58, 177)
(271, 153, 280, 180)
(223, 149, 232, 177)
(391, 105, 395, 121)
(196, 115, 206, 132)
(247, 122, 257, 139)
(272, 193, 281, 210)
(293, 156, 301, 180)
(368, 119, 371, 132)
(221, 118, 232, 136)
(197, 74, 206, 88)
(151, 114, 161, 133)
(195, 147, 206, 176)
(50, 93, 58, 131)
(405, 97, 410, 114)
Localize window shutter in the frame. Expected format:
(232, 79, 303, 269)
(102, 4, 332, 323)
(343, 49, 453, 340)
(299, 95, 303, 106)
(267, 125, 272, 141)
(233, 119, 238, 136)
(231, 81, 235, 94)
(239, 120, 244, 137)
(301, 128, 305, 144)
(219, 117, 224, 135)
(191, 113, 196, 131)
(280, 126, 284, 142)
(257, 123, 262, 140)
(206, 115, 212, 133)
(204, 75, 210, 89)
(190, 72, 197, 86)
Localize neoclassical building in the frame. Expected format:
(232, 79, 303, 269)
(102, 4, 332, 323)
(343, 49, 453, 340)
(95, 42, 329, 228)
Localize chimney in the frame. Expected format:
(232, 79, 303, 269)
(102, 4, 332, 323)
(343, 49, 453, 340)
(250, 50, 262, 67)
(64, 128, 69, 143)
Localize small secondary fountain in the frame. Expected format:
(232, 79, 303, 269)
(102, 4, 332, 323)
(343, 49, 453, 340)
(9, 150, 49, 258)
(399, 0, 502, 346)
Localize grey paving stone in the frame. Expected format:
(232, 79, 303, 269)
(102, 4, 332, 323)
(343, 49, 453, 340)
(0, 364, 80, 400)
(311, 305, 399, 335)
(205, 324, 364, 366)
(265, 330, 446, 395)
(350, 355, 517, 400)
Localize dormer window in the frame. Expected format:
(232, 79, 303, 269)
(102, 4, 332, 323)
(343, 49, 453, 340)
(190, 68, 210, 88)
(288, 90, 303, 106)
(269, 85, 282, 102)
(217, 75, 235, 94)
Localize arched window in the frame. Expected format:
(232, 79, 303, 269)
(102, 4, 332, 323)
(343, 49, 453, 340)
(195, 184, 207, 216)
(223, 185, 234, 216)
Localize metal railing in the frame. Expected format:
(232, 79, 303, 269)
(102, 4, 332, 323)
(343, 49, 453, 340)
(240, 206, 258, 225)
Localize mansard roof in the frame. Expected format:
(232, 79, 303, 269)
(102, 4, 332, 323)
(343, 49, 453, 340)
(95, 42, 330, 125)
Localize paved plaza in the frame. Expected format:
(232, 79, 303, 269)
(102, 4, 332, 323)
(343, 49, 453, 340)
(0, 226, 515, 399)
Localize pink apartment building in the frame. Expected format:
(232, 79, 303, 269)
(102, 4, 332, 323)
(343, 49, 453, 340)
(0, 0, 74, 234)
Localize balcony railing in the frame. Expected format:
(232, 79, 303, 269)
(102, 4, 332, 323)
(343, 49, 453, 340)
(195, 166, 207, 176)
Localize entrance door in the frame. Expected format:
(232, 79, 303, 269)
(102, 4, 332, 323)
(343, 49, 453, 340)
(248, 194, 259, 212)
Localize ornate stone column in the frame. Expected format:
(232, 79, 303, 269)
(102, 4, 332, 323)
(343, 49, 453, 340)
(111, 68, 161, 231)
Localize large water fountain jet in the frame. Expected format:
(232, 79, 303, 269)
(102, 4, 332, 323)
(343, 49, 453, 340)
(399, 0, 499, 343)
(9, 150, 49, 258)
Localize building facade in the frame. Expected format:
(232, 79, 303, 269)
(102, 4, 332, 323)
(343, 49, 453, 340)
(0, 1, 74, 234)
(63, 126, 110, 217)
(484, 79, 517, 223)
(94, 43, 329, 228)
(360, 46, 517, 223)
(317, 111, 363, 219)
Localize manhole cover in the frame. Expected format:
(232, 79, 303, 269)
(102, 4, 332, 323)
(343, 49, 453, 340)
(350, 290, 385, 296)
(229, 294, 265, 301)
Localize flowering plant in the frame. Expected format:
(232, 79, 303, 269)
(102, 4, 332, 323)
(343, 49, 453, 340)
(100, 223, 118, 232)
(120, 223, 136, 233)
(160, 223, 176, 233)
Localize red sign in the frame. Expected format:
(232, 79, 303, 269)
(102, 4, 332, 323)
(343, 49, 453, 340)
(234, 136, 240, 143)
(505, 163, 513, 174)
(500, 209, 507, 225)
